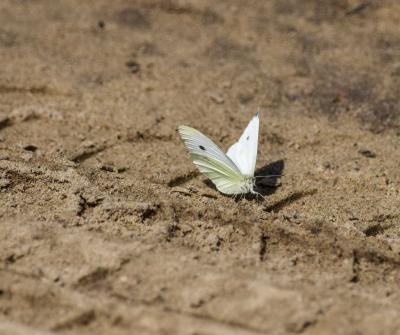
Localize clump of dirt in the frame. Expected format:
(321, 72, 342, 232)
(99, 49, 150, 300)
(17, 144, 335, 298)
(1, 1, 400, 334)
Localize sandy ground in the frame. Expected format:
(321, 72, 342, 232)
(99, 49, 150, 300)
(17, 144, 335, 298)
(1, 1, 400, 334)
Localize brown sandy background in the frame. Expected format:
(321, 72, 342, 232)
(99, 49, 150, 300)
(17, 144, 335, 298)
(1, 0, 400, 334)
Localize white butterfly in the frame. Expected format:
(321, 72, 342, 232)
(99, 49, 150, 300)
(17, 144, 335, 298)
(178, 113, 260, 195)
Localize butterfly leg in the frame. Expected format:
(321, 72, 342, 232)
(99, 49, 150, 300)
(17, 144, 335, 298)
(255, 191, 266, 202)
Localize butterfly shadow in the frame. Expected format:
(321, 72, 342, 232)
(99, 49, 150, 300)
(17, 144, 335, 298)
(254, 159, 285, 197)
(203, 159, 285, 202)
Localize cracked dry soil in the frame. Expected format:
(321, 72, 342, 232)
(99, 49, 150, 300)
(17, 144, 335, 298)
(1, 1, 400, 334)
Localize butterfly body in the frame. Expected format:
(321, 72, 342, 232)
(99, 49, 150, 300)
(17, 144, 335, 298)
(178, 113, 260, 195)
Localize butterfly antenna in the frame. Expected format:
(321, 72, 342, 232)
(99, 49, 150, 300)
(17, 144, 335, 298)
(255, 174, 284, 179)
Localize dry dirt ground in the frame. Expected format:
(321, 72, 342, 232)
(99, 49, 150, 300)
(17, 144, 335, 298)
(1, 1, 400, 334)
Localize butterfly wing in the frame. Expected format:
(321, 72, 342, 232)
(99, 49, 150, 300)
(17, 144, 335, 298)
(178, 126, 245, 194)
(226, 113, 259, 176)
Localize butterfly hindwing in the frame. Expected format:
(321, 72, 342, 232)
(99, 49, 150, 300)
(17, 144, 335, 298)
(226, 113, 259, 176)
(178, 126, 244, 194)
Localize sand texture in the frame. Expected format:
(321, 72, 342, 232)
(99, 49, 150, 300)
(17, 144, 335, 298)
(1, 1, 400, 334)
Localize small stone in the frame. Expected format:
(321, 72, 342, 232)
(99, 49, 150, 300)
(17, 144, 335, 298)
(208, 92, 224, 104)
(97, 20, 106, 29)
(0, 179, 11, 189)
(126, 60, 140, 74)
(100, 164, 115, 172)
(358, 148, 376, 158)
(23, 144, 37, 152)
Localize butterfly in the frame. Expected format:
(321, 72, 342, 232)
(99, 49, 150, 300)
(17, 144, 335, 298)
(178, 113, 262, 195)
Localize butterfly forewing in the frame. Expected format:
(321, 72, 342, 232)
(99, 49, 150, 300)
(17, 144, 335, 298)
(178, 126, 240, 173)
(226, 113, 259, 176)
(178, 126, 244, 194)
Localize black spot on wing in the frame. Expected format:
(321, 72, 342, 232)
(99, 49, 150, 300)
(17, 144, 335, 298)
(246, 136, 250, 140)
(199, 145, 206, 151)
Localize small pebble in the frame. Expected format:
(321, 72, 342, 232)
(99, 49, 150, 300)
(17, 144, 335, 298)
(0, 179, 11, 188)
(358, 148, 376, 158)
(208, 92, 224, 104)
(100, 164, 114, 172)
(23, 144, 37, 152)
(126, 60, 140, 74)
